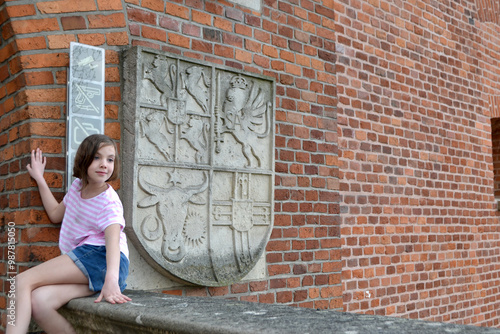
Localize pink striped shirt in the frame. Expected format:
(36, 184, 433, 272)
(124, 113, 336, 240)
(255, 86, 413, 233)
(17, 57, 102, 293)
(60, 179, 129, 258)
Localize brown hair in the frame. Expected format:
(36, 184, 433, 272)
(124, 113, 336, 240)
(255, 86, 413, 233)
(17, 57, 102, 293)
(72, 134, 120, 188)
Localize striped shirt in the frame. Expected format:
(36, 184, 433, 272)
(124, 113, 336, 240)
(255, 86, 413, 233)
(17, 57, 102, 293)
(60, 178, 129, 258)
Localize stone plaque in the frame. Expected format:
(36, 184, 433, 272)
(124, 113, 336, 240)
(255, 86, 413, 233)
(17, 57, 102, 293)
(66, 42, 105, 190)
(123, 47, 275, 286)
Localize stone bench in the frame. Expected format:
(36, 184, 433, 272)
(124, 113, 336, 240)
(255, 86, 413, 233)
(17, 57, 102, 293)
(54, 290, 500, 334)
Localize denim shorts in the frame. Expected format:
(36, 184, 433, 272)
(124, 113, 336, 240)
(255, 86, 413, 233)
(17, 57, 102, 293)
(67, 244, 129, 292)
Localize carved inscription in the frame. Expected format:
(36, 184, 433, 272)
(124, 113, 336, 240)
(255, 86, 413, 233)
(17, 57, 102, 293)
(123, 47, 275, 286)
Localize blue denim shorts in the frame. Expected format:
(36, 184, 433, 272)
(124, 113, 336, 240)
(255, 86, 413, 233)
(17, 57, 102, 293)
(67, 244, 129, 292)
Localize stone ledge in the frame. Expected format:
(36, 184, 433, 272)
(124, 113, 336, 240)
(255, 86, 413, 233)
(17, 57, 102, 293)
(59, 290, 500, 334)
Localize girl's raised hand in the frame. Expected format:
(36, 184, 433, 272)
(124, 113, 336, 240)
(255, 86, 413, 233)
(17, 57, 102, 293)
(26, 148, 47, 183)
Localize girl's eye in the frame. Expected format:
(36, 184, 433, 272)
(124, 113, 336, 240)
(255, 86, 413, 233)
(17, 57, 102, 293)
(108, 158, 114, 163)
(94, 156, 100, 160)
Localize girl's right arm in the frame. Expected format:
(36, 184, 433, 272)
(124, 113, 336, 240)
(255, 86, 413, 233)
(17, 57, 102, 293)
(26, 148, 66, 223)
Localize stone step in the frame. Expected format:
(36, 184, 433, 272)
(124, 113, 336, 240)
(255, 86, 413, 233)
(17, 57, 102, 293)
(57, 290, 500, 334)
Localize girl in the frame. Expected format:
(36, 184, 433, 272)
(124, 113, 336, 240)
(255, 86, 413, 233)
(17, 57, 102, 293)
(7, 134, 130, 334)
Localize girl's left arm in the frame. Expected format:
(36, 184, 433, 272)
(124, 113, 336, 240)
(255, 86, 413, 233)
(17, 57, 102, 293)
(94, 224, 131, 304)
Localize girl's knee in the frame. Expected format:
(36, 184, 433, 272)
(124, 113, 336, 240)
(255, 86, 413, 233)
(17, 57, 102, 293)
(15, 269, 40, 294)
(14, 271, 30, 292)
(31, 288, 55, 320)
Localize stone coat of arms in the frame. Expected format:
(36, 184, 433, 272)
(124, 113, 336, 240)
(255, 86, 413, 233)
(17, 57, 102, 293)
(122, 47, 275, 286)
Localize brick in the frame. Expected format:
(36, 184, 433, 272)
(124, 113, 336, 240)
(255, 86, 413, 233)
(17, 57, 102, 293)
(222, 32, 243, 48)
(23, 88, 66, 103)
(61, 16, 86, 30)
(258, 293, 275, 304)
(0, 8, 8, 26)
(235, 23, 252, 37)
(5, 73, 25, 94)
(4, 18, 59, 39)
(161, 289, 182, 296)
(37, 0, 97, 14)
(276, 291, 293, 303)
(106, 31, 129, 46)
(268, 264, 291, 276)
(28, 122, 65, 137)
(166, 3, 189, 20)
(230, 283, 248, 294)
(128, 7, 157, 25)
(104, 122, 121, 140)
(77, 33, 106, 46)
(142, 0, 164, 12)
(184, 288, 207, 297)
(214, 16, 232, 32)
(142, 25, 166, 42)
(240, 295, 258, 303)
(182, 23, 201, 37)
(47, 34, 76, 49)
(168, 33, 190, 48)
(249, 280, 267, 292)
(96, 0, 123, 10)
(160, 16, 180, 31)
(207, 286, 228, 296)
(192, 10, 211, 26)
(104, 67, 120, 83)
(18, 53, 68, 69)
(205, 2, 223, 16)
(0, 42, 17, 63)
(88, 13, 126, 28)
(192, 39, 212, 54)
(6, 4, 36, 17)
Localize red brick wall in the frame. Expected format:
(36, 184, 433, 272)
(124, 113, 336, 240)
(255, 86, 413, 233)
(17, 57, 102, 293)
(337, 0, 500, 327)
(0, 1, 339, 331)
(4, 0, 500, 331)
(492, 119, 500, 198)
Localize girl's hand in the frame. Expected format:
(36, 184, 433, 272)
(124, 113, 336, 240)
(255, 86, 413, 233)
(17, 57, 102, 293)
(94, 277, 131, 304)
(26, 148, 47, 183)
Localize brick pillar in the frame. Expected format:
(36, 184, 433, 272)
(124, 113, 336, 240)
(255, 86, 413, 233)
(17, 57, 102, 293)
(0, 1, 128, 331)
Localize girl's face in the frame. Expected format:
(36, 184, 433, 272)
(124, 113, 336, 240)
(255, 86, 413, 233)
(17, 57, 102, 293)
(87, 144, 115, 185)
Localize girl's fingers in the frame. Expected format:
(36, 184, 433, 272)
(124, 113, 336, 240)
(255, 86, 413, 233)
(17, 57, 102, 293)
(94, 293, 103, 303)
(108, 293, 130, 304)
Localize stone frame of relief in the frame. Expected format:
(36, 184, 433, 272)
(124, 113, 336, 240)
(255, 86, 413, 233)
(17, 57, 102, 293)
(122, 47, 275, 286)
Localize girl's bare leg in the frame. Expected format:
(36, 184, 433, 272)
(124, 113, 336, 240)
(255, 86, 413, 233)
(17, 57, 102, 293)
(32, 284, 94, 334)
(6, 254, 90, 334)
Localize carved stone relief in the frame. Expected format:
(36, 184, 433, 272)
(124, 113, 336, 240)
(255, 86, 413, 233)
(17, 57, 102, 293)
(123, 47, 275, 286)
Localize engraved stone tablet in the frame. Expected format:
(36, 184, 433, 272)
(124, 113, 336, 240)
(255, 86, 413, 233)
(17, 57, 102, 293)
(66, 42, 105, 190)
(123, 47, 275, 286)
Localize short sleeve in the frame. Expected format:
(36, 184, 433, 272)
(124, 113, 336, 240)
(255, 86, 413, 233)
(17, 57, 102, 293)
(96, 197, 125, 232)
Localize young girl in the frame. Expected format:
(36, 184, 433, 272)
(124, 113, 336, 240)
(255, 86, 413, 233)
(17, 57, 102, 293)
(7, 134, 130, 334)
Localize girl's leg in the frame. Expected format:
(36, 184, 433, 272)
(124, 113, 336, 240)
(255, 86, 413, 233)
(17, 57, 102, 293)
(32, 284, 94, 334)
(6, 254, 89, 334)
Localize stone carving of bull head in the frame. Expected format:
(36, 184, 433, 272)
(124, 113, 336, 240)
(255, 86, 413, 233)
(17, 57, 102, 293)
(137, 168, 208, 262)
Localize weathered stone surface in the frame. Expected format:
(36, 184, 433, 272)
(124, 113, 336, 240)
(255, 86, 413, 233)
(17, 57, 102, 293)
(122, 47, 275, 286)
(59, 290, 500, 334)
